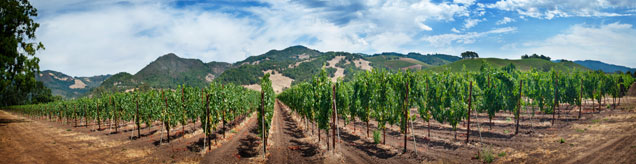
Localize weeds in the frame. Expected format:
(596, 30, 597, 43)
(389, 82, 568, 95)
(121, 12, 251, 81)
(373, 130, 381, 144)
(479, 146, 495, 163)
(575, 128, 586, 133)
(559, 138, 565, 144)
(498, 152, 506, 157)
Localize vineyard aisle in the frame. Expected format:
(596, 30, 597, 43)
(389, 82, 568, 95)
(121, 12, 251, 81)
(200, 112, 260, 164)
(0, 110, 136, 163)
(266, 100, 323, 164)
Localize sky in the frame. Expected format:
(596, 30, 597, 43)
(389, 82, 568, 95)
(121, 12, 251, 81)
(30, 0, 636, 77)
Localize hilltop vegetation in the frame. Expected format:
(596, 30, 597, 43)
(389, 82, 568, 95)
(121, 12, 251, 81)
(89, 54, 232, 95)
(428, 58, 589, 72)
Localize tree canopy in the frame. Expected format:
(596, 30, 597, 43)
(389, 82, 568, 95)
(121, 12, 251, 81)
(1, 0, 53, 106)
(461, 51, 479, 59)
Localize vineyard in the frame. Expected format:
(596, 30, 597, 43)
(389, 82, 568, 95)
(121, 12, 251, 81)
(2, 64, 636, 163)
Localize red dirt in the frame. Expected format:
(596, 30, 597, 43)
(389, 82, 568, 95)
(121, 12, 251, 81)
(200, 113, 261, 164)
(266, 100, 323, 164)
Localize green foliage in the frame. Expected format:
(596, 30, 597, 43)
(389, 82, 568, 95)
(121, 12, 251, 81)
(521, 53, 551, 60)
(480, 147, 495, 163)
(373, 129, 381, 144)
(461, 51, 479, 59)
(0, 0, 52, 106)
(8, 81, 259, 143)
(429, 58, 588, 72)
(259, 73, 275, 138)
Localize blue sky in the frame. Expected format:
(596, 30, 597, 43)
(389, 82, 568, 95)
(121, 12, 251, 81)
(31, 0, 636, 76)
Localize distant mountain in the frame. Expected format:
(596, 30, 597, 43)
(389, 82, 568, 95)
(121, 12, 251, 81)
(35, 70, 110, 98)
(429, 58, 589, 72)
(91, 53, 232, 95)
(570, 60, 635, 73)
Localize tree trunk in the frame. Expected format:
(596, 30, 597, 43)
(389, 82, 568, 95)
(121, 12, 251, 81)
(136, 98, 141, 138)
(166, 122, 170, 143)
(579, 80, 583, 119)
(383, 127, 386, 145)
(260, 90, 266, 156)
(403, 82, 409, 153)
(332, 85, 337, 151)
(428, 120, 430, 138)
(552, 76, 558, 126)
(515, 80, 522, 135)
(467, 82, 473, 143)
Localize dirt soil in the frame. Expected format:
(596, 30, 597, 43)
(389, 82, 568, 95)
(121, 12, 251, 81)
(200, 113, 261, 164)
(266, 100, 323, 164)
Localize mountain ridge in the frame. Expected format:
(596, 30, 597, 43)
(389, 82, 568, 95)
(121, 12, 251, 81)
(39, 45, 625, 98)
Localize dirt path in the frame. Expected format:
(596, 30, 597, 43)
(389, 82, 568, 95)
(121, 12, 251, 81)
(200, 113, 260, 164)
(565, 127, 636, 164)
(0, 110, 136, 164)
(267, 100, 323, 164)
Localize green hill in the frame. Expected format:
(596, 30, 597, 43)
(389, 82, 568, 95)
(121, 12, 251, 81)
(428, 58, 589, 72)
(35, 70, 110, 98)
(85, 46, 592, 97)
(363, 52, 459, 70)
(90, 53, 232, 95)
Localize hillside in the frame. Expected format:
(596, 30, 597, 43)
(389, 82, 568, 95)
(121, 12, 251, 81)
(428, 58, 589, 72)
(571, 60, 635, 73)
(87, 45, 597, 95)
(35, 70, 111, 98)
(217, 46, 372, 92)
(90, 53, 232, 95)
(364, 52, 459, 70)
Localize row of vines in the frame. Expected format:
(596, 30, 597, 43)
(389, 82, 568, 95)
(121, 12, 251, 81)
(9, 75, 275, 152)
(278, 63, 635, 153)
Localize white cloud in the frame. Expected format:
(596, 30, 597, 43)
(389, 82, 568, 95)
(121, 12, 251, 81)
(463, 18, 484, 29)
(496, 17, 514, 25)
(453, 0, 475, 5)
(32, 0, 477, 76)
(524, 22, 636, 68)
(451, 28, 460, 33)
(487, 0, 635, 19)
(423, 27, 516, 47)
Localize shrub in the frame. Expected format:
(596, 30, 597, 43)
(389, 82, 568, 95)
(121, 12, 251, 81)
(373, 130, 381, 144)
(480, 147, 495, 163)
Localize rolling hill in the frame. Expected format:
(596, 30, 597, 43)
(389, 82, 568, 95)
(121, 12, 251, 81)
(428, 58, 589, 72)
(66, 45, 602, 97)
(571, 60, 635, 73)
(35, 70, 111, 98)
(364, 52, 460, 70)
(89, 53, 232, 95)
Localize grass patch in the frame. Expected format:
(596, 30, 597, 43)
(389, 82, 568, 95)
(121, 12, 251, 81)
(66, 129, 72, 131)
(630, 145, 636, 149)
(504, 130, 510, 134)
(479, 146, 495, 163)
(591, 119, 600, 124)
(373, 130, 381, 144)
(498, 152, 506, 157)
(575, 128, 586, 133)
(506, 117, 513, 122)
(559, 138, 566, 144)
(230, 129, 237, 133)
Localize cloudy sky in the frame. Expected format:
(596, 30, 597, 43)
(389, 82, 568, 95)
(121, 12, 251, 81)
(31, 0, 636, 76)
